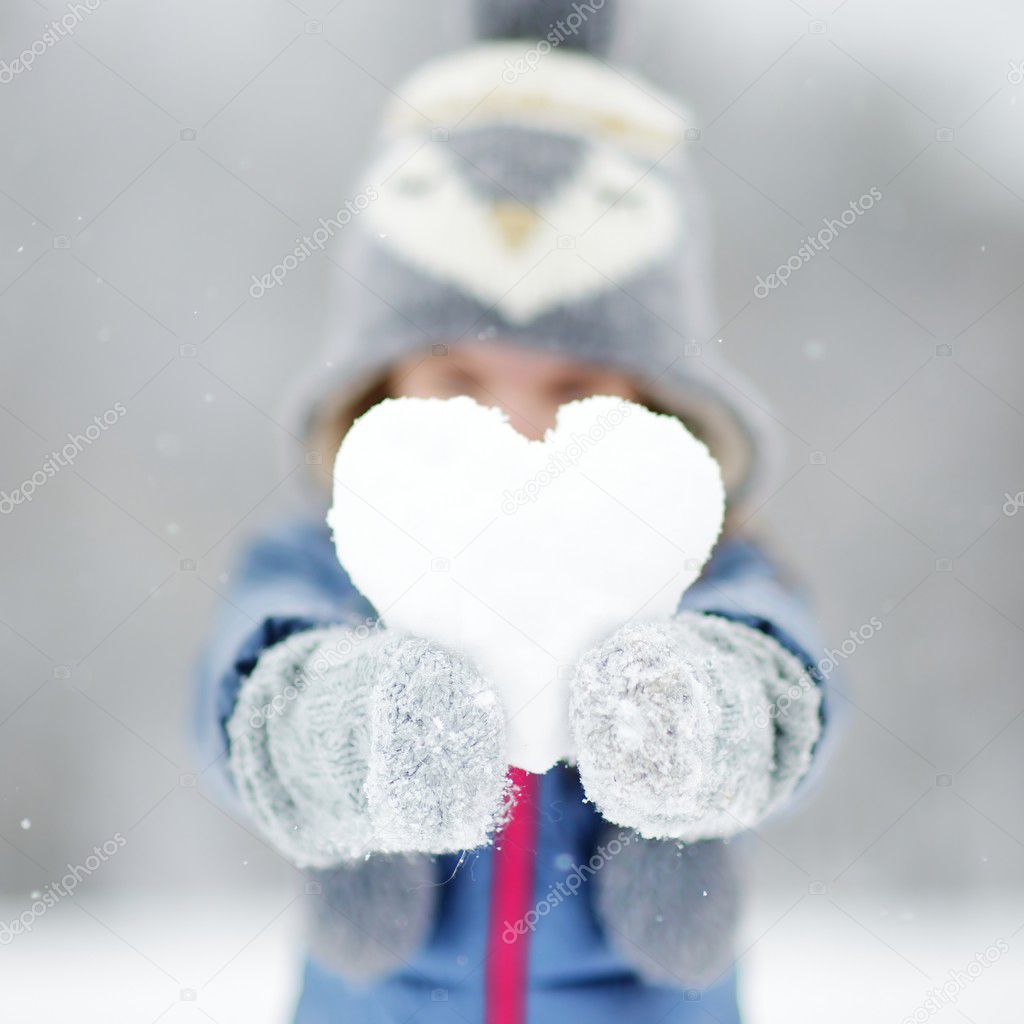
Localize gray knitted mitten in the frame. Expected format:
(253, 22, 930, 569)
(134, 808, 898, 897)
(571, 612, 821, 841)
(227, 626, 508, 867)
(305, 854, 439, 984)
(594, 829, 741, 988)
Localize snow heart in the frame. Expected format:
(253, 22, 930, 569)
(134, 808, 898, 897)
(329, 395, 725, 772)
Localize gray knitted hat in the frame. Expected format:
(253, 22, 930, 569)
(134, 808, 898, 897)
(289, 0, 779, 503)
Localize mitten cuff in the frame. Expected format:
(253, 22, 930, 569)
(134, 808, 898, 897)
(305, 854, 439, 983)
(593, 828, 741, 988)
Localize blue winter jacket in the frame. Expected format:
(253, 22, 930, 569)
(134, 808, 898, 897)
(192, 518, 826, 1023)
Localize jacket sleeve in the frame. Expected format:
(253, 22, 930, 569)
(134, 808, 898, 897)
(190, 520, 374, 804)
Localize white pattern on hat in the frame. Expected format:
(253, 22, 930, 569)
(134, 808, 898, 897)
(364, 139, 678, 323)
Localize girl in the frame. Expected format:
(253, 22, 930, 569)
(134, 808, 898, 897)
(195, 3, 825, 1020)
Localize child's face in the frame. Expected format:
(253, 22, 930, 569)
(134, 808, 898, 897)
(389, 342, 641, 440)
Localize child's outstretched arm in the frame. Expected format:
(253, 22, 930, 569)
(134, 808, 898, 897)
(192, 522, 508, 868)
(570, 539, 826, 841)
(228, 628, 507, 866)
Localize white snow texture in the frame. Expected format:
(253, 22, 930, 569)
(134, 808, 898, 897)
(329, 395, 725, 771)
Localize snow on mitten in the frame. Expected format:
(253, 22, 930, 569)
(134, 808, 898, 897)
(594, 828, 741, 988)
(228, 627, 507, 867)
(570, 612, 821, 841)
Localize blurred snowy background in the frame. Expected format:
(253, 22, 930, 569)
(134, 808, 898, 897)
(1, 0, 1023, 1020)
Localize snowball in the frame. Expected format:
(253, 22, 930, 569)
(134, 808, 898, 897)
(329, 396, 724, 772)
